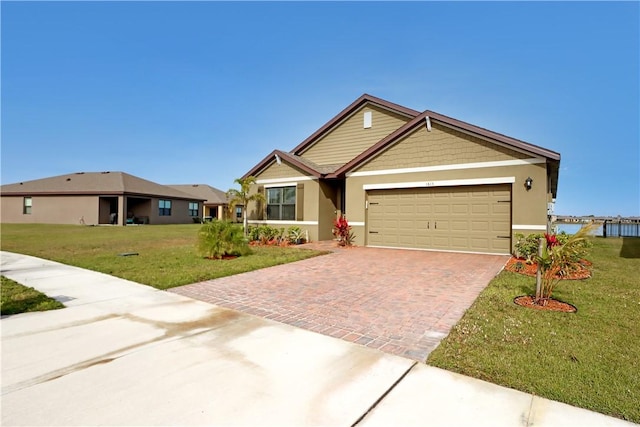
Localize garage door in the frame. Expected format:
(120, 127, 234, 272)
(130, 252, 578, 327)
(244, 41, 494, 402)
(366, 184, 511, 254)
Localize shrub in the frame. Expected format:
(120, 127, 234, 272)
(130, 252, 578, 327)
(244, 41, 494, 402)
(197, 220, 251, 259)
(286, 226, 306, 244)
(535, 222, 597, 304)
(332, 215, 355, 247)
(514, 232, 543, 263)
(257, 225, 280, 244)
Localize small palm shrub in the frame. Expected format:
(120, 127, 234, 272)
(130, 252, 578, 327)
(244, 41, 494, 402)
(535, 222, 597, 304)
(197, 220, 251, 259)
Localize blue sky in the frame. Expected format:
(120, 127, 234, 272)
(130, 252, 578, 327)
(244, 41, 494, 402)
(2, 1, 638, 216)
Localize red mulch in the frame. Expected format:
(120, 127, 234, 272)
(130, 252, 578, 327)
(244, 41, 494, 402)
(504, 257, 592, 280)
(514, 295, 577, 313)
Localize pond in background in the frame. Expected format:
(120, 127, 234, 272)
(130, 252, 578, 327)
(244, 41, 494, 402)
(554, 223, 604, 236)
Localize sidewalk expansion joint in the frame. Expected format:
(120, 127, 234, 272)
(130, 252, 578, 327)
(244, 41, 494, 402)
(351, 361, 418, 427)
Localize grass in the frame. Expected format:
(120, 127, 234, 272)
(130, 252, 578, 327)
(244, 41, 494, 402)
(0, 223, 328, 290)
(1, 276, 65, 315)
(427, 237, 640, 423)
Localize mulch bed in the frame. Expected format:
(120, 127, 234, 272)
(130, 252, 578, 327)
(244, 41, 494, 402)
(514, 295, 577, 313)
(504, 257, 592, 280)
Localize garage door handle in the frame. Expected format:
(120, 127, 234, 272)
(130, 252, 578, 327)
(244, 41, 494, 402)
(369, 231, 379, 234)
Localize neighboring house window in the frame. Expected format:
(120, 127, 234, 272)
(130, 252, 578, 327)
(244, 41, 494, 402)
(266, 186, 295, 220)
(235, 206, 242, 220)
(188, 202, 199, 217)
(159, 200, 172, 216)
(23, 197, 32, 214)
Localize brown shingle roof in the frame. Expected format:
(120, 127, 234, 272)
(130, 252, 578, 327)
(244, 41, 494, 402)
(1, 171, 203, 200)
(242, 94, 561, 197)
(166, 184, 229, 204)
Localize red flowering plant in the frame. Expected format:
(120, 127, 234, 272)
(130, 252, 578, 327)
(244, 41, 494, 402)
(534, 223, 597, 305)
(332, 215, 355, 247)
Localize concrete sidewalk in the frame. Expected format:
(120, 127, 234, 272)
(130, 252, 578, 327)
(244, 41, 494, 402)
(1, 251, 636, 426)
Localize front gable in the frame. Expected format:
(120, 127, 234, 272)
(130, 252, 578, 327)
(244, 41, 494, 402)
(254, 159, 314, 182)
(354, 122, 534, 174)
(299, 104, 412, 166)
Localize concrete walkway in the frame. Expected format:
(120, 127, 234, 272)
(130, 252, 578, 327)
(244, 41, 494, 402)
(1, 251, 635, 427)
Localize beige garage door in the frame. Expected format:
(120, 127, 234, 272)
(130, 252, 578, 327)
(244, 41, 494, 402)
(366, 184, 511, 254)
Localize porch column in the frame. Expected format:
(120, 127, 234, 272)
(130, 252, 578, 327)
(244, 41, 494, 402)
(118, 195, 126, 226)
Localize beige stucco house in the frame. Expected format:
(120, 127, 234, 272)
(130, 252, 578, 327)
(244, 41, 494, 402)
(1, 171, 205, 226)
(243, 94, 560, 254)
(167, 184, 237, 221)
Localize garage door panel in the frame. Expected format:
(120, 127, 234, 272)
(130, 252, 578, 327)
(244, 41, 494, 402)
(452, 204, 469, 214)
(492, 221, 510, 233)
(452, 221, 469, 231)
(366, 184, 511, 254)
(471, 204, 490, 214)
(471, 221, 489, 232)
(470, 238, 490, 249)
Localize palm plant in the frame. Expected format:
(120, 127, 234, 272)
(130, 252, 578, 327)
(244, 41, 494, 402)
(197, 220, 250, 259)
(227, 176, 266, 236)
(535, 222, 598, 304)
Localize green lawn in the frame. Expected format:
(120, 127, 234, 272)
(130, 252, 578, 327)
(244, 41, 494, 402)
(428, 237, 640, 423)
(0, 223, 328, 290)
(1, 276, 65, 315)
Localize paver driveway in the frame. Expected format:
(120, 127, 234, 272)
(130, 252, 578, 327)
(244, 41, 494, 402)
(171, 245, 509, 361)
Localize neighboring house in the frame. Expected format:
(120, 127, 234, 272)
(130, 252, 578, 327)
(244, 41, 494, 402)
(243, 94, 560, 254)
(166, 184, 239, 221)
(0, 171, 205, 226)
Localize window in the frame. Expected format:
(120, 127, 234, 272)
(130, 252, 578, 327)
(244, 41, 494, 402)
(188, 202, 199, 217)
(266, 186, 295, 220)
(23, 197, 32, 214)
(159, 200, 172, 216)
(235, 206, 242, 220)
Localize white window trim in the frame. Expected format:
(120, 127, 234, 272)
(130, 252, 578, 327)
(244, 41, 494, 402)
(512, 224, 547, 231)
(363, 176, 515, 191)
(348, 158, 544, 178)
(257, 176, 313, 184)
(248, 220, 318, 226)
(263, 182, 297, 189)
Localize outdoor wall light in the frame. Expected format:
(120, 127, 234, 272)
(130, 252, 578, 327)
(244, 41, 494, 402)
(524, 177, 533, 191)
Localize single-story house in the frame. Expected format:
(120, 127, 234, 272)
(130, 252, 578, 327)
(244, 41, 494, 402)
(0, 171, 205, 226)
(243, 94, 560, 254)
(167, 184, 239, 221)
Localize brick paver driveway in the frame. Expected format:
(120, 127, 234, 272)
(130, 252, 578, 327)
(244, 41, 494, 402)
(171, 245, 509, 362)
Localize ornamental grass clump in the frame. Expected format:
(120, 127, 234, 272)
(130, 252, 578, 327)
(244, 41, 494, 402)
(535, 222, 597, 305)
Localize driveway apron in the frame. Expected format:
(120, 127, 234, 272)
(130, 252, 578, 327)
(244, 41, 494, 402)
(171, 246, 509, 362)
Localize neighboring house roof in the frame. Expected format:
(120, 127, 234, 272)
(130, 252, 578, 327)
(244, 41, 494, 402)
(167, 184, 229, 205)
(243, 94, 561, 196)
(1, 171, 203, 201)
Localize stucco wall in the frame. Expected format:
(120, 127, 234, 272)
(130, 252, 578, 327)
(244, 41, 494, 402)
(1, 195, 100, 225)
(249, 161, 324, 242)
(1, 195, 201, 226)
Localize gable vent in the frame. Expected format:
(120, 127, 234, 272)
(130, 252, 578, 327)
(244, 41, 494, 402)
(364, 111, 372, 129)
